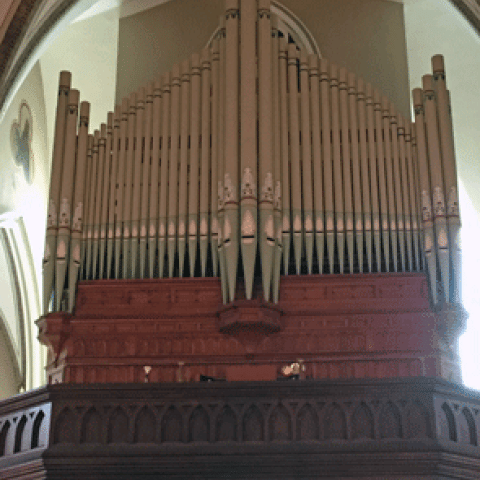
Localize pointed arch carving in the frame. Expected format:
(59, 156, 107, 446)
(13, 414, 27, 453)
(107, 406, 129, 444)
(243, 405, 264, 442)
(440, 402, 457, 441)
(324, 403, 347, 440)
(458, 407, 477, 446)
(80, 407, 102, 444)
(351, 402, 374, 440)
(189, 406, 210, 442)
(296, 403, 319, 441)
(269, 403, 292, 441)
(0, 420, 11, 456)
(134, 406, 156, 443)
(54, 407, 76, 444)
(216, 405, 237, 442)
(379, 401, 402, 439)
(404, 401, 431, 439)
(31, 409, 45, 449)
(161, 406, 183, 443)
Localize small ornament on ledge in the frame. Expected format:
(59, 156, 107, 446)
(176, 361, 185, 383)
(143, 365, 152, 383)
(280, 359, 306, 380)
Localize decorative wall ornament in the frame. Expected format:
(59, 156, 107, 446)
(422, 190, 432, 222)
(261, 172, 274, 202)
(241, 167, 256, 199)
(274, 181, 281, 209)
(10, 101, 34, 184)
(59, 198, 70, 227)
(218, 180, 224, 209)
(72, 203, 83, 231)
(433, 186, 446, 217)
(223, 173, 236, 203)
(47, 199, 57, 228)
(448, 186, 459, 216)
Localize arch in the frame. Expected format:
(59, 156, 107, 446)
(13, 414, 27, 453)
(54, 407, 76, 444)
(243, 405, 264, 442)
(0, 420, 10, 456)
(379, 401, 402, 439)
(161, 406, 183, 443)
(440, 402, 457, 442)
(216, 405, 237, 442)
(206, 1, 321, 56)
(80, 407, 102, 444)
(458, 407, 477, 446)
(324, 403, 347, 440)
(189, 406, 210, 442)
(269, 403, 292, 441)
(31, 409, 45, 449)
(296, 403, 319, 441)
(351, 402, 374, 440)
(107, 407, 129, 444)
(404, 401, 431, 439)
(134, 406, 156, 443)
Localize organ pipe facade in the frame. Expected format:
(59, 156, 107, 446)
(42, 0, 462, 313)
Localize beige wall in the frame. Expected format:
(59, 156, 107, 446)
(116, 0, 410, 114)
(0, 327, 19, 400)
(0, 61, 48, 392)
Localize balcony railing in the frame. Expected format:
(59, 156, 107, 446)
(0, 377, 479, 479)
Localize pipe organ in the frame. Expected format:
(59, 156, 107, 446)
(42, 0, 462, 314)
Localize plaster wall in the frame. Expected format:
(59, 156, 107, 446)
(0, 327, 18, 400)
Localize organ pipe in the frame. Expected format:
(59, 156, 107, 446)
(42, 3, 462, 311)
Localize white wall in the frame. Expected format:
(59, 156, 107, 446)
(404, 0, 480, 390)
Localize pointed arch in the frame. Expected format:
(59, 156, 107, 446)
(13, 414, 27, 453)
(296, 403, 319, 440)
(324, 403, 347, 440)
(0, 420, 11, 456)
(189, 405, 210, 442)
(458, 407, 477, 446)
(351, 402, 374, 439)
(379, 401, 402, 439)
(31, 409, 45, 449)
(216, 405, 237, 442)
(107, 406, 129, 444)
(243, 405, 264, 442)
(134, 406, 156, 443)
(440, 402, 457, 441)
(54, 407, 76, 444)
(161, 406, 183, 443)
(269, 403, 292, 441)
(80, 407, 102, 444)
